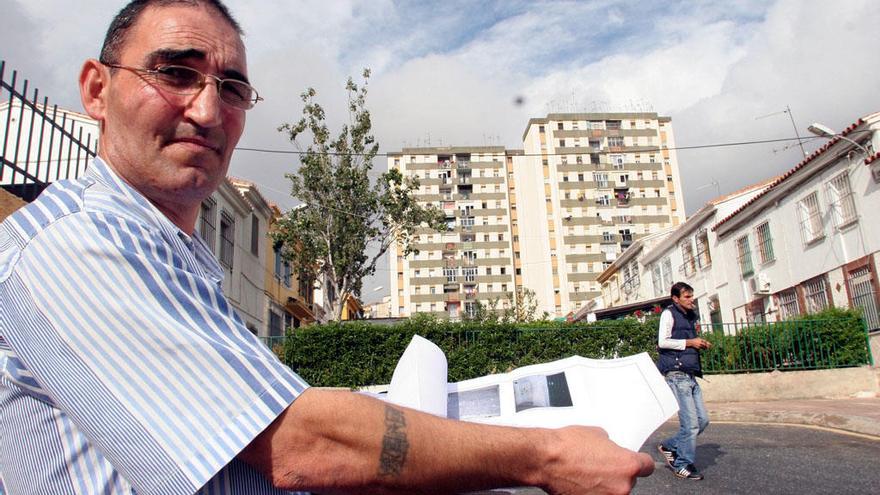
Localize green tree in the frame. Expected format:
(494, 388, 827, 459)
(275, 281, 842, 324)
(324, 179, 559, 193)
(503, 286, 541, 323)
(272, 70, 446, 322)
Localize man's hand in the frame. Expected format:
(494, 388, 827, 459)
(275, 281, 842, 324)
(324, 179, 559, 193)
(536, 426, 654, 495)
(686, 338, 712, 350)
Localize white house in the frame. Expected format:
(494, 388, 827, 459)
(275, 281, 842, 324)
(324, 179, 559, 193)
(712, 112, 880, 330)
(593, 179, 771, 325)
(198, 178, 273, 337)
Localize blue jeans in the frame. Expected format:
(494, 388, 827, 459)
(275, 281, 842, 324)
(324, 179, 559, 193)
(662, 371, 709, 469)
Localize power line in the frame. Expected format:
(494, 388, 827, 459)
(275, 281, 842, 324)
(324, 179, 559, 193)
(234, 134, 833, 158)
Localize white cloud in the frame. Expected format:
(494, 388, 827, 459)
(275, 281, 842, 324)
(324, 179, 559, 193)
(4, 0, 879, 299)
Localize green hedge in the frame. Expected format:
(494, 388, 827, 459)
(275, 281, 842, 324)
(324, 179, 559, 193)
(281, 314, 655, 387)
(280, 309, 870, 388)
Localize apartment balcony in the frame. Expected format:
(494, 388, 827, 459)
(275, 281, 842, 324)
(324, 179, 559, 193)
(456, 161, 472, 170)
(457, 176, 472, 185)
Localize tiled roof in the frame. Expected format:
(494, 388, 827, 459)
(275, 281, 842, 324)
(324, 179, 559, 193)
(712, 117, 871, 231)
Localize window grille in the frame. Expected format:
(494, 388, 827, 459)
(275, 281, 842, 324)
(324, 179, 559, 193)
(826, 171, 857, 228)
(736, 235, 753, 277)
(797, 192, 824, 244)
(219, 211, 235, 269)
(198, 199, 216, 253)
(802, 277, 829, 314)
(755, 222, 775, 263)
(695, 230, 711, 268)
(680, 240, 696, 276)
(776, 289, 799, 319)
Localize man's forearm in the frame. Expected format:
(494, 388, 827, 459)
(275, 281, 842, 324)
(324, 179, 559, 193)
(239, 388, 543, 494)
(238, 387, 652, 494)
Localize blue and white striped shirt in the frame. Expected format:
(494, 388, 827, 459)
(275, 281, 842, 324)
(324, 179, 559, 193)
(0, 158, 310, 494)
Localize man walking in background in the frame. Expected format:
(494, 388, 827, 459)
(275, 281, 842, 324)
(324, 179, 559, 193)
(656, 282, 712, 480)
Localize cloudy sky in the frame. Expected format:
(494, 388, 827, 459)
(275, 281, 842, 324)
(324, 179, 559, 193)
(3, 0, 879, 301)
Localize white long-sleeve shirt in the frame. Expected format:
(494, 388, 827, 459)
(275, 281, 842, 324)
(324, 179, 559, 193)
(657, 308, 687, 351)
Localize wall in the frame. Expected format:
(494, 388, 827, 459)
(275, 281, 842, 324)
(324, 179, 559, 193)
(701, 366, 879, 402)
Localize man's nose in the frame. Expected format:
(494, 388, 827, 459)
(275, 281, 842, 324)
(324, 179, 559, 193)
(184, 81, 223, 128)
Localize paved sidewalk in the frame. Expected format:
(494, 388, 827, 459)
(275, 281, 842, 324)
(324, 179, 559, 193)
(705, 397, 880, 438)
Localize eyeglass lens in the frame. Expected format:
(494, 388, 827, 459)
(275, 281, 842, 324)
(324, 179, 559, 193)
(152, 66, 256, 109)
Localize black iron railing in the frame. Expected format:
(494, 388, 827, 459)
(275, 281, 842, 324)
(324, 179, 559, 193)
(1, 60, 98, 202)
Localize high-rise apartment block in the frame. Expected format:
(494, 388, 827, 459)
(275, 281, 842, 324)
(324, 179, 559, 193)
(388, 113, 685, 319)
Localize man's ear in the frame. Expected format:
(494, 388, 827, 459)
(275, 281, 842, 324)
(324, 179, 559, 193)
(79, 59, 109, 124)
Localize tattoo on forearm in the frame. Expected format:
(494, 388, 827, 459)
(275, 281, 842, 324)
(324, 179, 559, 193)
(378, 405, 409, 478)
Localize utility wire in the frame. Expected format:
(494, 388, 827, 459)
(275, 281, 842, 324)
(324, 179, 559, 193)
(234, 134, 840, 157)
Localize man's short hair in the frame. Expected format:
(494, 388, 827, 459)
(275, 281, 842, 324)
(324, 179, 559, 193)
(670, 281, 693, 298)
(99, 0, 242, 64)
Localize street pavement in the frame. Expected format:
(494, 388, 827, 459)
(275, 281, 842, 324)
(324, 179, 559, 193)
(474, 397, 880, 494)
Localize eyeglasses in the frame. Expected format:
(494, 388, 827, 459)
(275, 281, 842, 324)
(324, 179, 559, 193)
(102, 62, 262, 110)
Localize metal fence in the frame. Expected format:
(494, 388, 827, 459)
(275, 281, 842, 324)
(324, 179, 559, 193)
(1, 60, 98, 202)
(701, 318, 871, 373)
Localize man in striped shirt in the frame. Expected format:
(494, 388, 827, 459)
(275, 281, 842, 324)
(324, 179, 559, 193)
(0, 1, 653, 493)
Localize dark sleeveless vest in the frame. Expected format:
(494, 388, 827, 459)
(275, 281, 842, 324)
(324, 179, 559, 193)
(657, 303, 703, 377)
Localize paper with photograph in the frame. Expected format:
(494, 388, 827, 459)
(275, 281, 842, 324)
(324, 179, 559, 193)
(384, 335, 678, 452)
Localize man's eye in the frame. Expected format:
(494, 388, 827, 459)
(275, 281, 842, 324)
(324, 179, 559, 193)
(155, 66, 199, 87)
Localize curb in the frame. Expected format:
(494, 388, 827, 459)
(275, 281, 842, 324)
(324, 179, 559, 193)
(704, 406, 880, 439)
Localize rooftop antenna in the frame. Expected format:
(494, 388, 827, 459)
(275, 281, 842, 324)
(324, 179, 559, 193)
(755, 105, 808, 157)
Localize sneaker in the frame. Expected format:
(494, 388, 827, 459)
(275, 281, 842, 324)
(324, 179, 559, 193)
(672, 464, 704, 480)
(656, 444, 677, 468)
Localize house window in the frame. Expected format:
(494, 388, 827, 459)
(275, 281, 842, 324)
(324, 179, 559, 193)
(273, 247, 283, 278)
(802, 276, 830, 314)
(597, 195, 610, 206)
(283, 262, 292, 288)
(609, 154, 624, 169)
(695, 229, 711, 268)
(444, 267, 458, 283)
(219, 211, 235, 269)
(250, 214, 260, 256)
(652, 257, 673, 297)
(595, 173, 609, 188)
(680, 240, 696, 276)
(797, 192, 824, 244)
(198, 198, 216, 253)
(755, 221, 775, 263)
(826, 171, 857, 228)
(269, 310, 283, 337)
(736, 235, 753, 277)
(776, 289, 800, 320)
(846, 264, 880, 330)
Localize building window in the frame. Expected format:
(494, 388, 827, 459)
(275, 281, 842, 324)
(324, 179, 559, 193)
(597, 195, 610, 206)
(269, 310, 283, 337)
(846, 264, 880, 330)
(273, 246, 283, 279)
(595, 173, 609, 188)
(609, 154, 624, 169)
(607, 136, 625, 147)
(826, 171, 857, 228)
(283, 262, 292, 288)
(680, 240, 696, 276)
(736, 235, 753, 277)
(802, 276, 830, 314)
(797, 192, 824, 244)
(250, 214, 260, 256)
(219, 211, 235, 269)
(776, 289, 800, 320)
(695, 229, 711, 268)
(198, 198, 216, 253)
(755, 221, 775, 263)
(652, 257, 673, 297)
